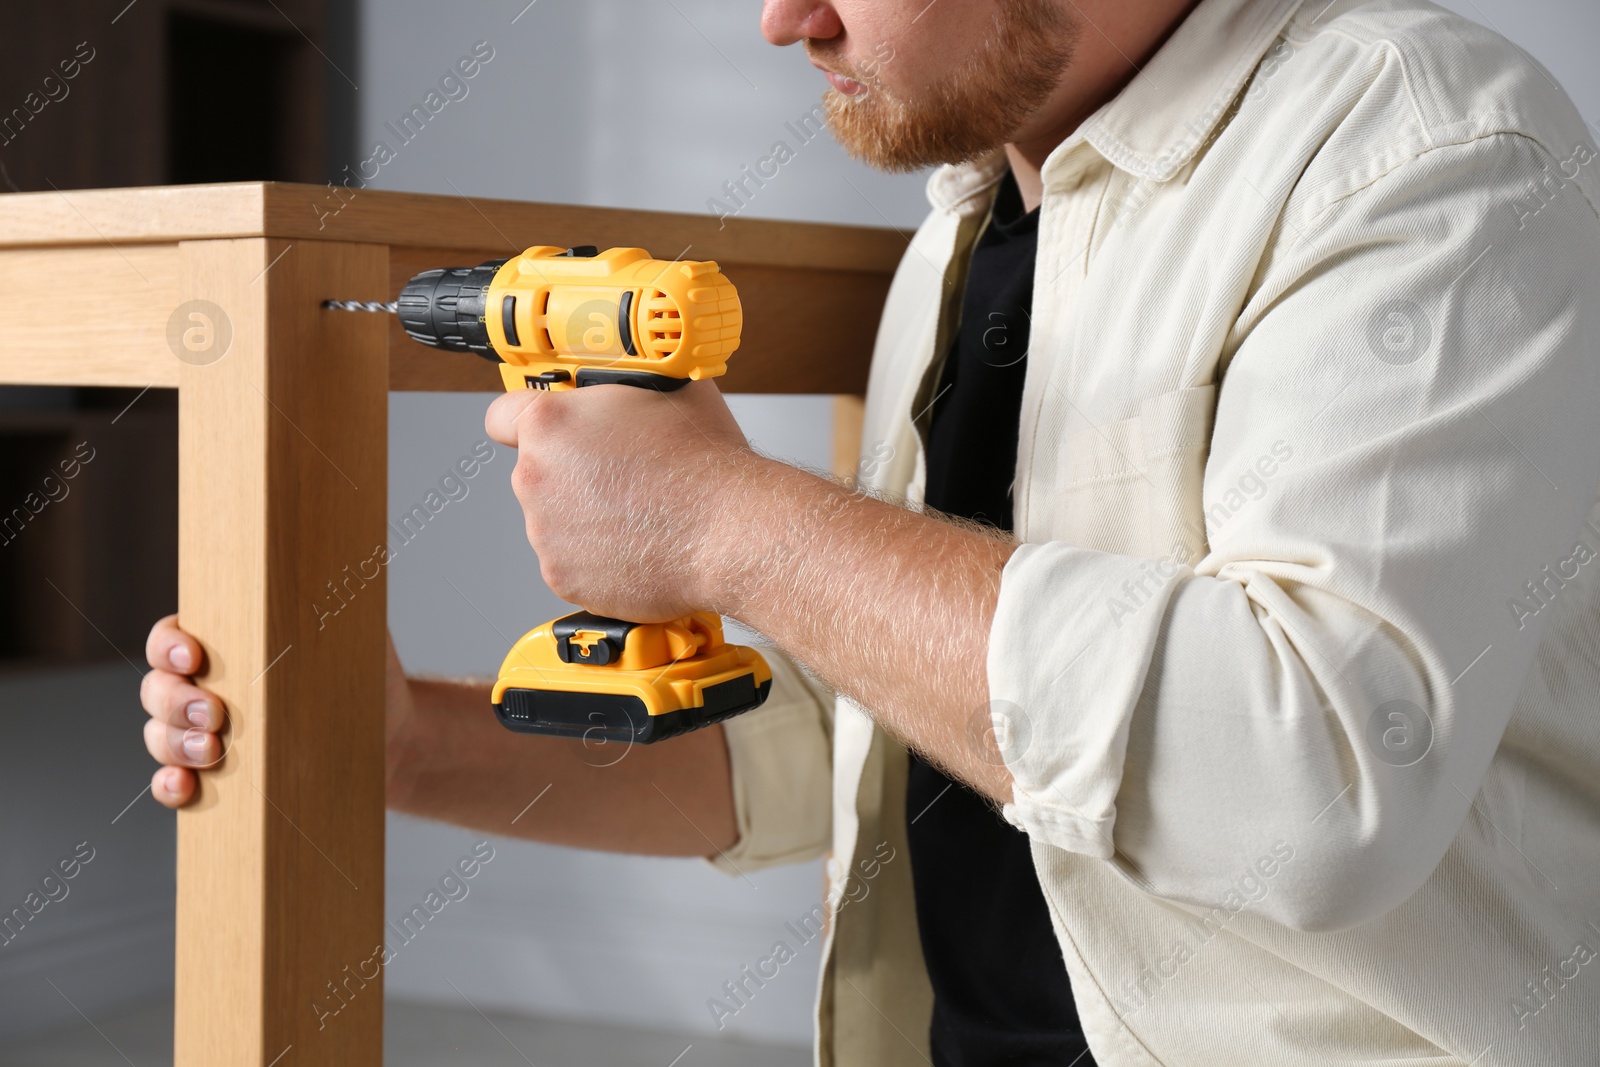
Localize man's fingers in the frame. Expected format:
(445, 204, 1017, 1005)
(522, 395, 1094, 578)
(151, 765, 196, 809)
(144, 717, 224, 769)
(145, 613, 203, 675)
(140, 669, 226, 732)
(142, 615, 219, 812)
(484, 389, 545, 447)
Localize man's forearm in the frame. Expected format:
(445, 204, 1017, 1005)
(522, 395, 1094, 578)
(705, 452, 1019, 803)
(389, 676, 740, 857)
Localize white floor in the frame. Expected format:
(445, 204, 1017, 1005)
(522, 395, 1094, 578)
(4, 996, 813, 1067)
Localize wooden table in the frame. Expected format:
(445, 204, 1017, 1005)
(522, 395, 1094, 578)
(0, 182, 902, 1065)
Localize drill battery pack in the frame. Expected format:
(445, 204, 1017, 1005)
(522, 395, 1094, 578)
(491, 610, 771, 745)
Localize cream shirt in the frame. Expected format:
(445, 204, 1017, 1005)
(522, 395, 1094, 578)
(713, 0, 1600, 1063)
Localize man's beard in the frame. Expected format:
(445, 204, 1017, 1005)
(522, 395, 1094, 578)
(810, 1, 1078, 173)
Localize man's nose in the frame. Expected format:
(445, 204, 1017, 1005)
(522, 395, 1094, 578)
(761, 0, 844, 46)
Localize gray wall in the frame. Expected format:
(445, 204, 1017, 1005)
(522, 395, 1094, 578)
(353, 0, 934, 228)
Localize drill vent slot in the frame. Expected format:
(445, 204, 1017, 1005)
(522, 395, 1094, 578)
(641, 289, 683, 360)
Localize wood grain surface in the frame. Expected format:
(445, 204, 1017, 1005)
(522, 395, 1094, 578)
(175, 237, 387, 1066)
(0, 184, 900, 395)
(0, 244, 182, 387)
(0, 182, 907, 275)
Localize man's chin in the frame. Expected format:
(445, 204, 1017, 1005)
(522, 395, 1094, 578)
(815, 0, 1077, 175)
(822, 89, 1004, 174)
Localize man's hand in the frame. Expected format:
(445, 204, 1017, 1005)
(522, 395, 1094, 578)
(140, 616, 226, 807)
(484, 379, 752, 622)
(486, 377, 1020, 803)
(137, 611, 740, 855)
(140, 616, 419, 808)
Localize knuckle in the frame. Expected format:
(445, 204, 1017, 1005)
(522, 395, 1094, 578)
(145, 623, 169, 668)
(154, 767, 186, 807)
(143, 717, 168, 761)
(539, 559, 571, 601)
(511, 457, 543, 499)
(141, 671, 189, 725)
(520, 395, 562, 433)
(522, 513, 546, 548)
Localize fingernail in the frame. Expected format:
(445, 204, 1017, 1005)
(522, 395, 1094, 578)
(163, 768, 181, 794)
(170, 645, 194, 673)
(185, 701, 211, 729)
(183, 730, 208, 758)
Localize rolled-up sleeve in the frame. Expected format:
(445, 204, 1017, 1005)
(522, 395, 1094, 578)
(705, 646, 835, 876)
(989, 133, 1600, 931)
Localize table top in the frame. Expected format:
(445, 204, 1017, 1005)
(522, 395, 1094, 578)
(0, 182, 905, 393)
(0, 181, 908, 276)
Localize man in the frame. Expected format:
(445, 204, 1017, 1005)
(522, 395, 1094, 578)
(142, 0, 1600, 1062)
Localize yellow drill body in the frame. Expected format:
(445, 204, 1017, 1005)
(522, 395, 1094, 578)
(484, 245, 743, 393)
(384, 245, 771, 744)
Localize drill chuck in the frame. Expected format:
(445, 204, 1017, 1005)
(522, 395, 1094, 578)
(395, 259, 509, 360)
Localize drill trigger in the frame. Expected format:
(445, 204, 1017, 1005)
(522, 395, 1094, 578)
(524, 370, 572, 390)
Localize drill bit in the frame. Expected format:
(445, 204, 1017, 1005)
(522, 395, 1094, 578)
(322, 299, 398, 313)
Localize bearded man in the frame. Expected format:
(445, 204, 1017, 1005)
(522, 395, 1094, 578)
(142, 0, 1600, 1062)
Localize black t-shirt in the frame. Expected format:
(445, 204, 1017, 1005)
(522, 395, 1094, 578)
(907, 171, 1096, 1065)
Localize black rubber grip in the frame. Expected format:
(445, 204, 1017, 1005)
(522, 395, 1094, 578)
(501, 295, 520, 347)
(494, 676, 771, 745)
(617, 290, 636, 357)
(575, 368, 692, 390)
(395, 259, 508, 361)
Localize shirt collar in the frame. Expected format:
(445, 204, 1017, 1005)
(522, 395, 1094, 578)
(925, 0, 1306, 211)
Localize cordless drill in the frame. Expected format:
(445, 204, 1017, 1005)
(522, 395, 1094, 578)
(326, 245, 770, 744)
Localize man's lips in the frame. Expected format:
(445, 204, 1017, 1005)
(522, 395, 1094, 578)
(814, 64, 866, 95)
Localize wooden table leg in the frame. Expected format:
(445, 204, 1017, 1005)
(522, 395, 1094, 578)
(175, 237, 389, 1066)
(832, 394, 866, 482)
